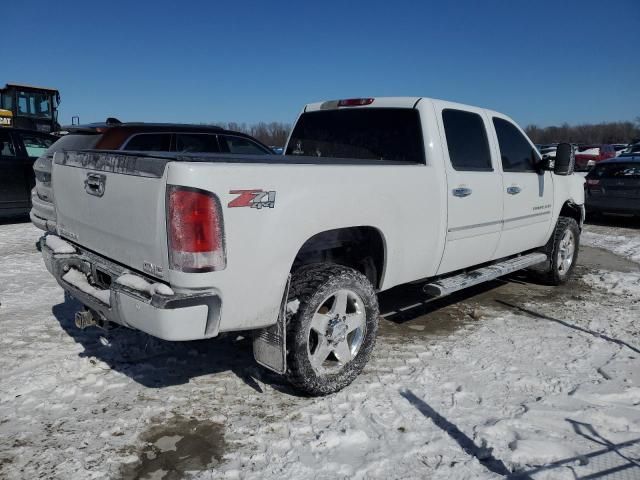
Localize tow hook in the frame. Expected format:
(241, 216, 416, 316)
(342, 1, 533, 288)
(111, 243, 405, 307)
(75, 309, 97, 329)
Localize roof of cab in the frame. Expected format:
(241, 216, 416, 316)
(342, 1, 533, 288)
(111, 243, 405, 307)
(304, 97, 423, 112)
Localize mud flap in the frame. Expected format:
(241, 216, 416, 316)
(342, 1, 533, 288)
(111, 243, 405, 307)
(253, 276, 290, 374)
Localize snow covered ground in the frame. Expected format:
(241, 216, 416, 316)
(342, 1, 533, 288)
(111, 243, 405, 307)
(1, 220, 639, 479)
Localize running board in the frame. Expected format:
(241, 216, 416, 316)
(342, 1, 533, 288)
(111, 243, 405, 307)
(423, 252, 547, 298)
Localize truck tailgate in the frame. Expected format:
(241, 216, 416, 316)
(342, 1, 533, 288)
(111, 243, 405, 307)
(52, 151, 170, 280)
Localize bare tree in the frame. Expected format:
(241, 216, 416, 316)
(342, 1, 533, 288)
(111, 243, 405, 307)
(209, 121, 291, 146)
(525, 120, 640, 145)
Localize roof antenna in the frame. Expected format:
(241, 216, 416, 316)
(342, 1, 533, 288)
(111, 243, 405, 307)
(106, 117, 122, 125)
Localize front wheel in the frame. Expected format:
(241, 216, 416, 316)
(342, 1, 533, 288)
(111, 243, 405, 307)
(286, 264, 379, 396)
(539, 216, 580, 285)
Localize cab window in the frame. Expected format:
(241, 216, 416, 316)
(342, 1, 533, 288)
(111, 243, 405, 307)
(17, 132, 55, 157)
(220, 135, 269, 155)
(442, 109, 492, 171)
(175, 133, 220, 153)
(493, 118, 540, 172)
(123, 133, 172, 152)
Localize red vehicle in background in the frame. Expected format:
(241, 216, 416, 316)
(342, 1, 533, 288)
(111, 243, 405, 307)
(575, 144, 616, 170)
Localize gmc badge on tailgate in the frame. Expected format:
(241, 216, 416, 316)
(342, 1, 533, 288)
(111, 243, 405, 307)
(228, 190, 276, 209)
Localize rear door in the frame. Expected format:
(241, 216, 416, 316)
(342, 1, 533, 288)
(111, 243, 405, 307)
(434, 102, 503, 274)
(490, 116, 553, 258)
(0, 130, 30, 213)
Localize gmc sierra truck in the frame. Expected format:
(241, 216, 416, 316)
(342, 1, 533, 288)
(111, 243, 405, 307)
(39, 97, 585, 395)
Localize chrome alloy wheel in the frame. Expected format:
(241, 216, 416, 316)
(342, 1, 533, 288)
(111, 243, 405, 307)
(306, 289, 366, 374)
(557, 229, 575, 274)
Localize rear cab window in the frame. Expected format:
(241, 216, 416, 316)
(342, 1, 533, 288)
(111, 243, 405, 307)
(286, 108, 425, 163)
(45, 132, 103, 157)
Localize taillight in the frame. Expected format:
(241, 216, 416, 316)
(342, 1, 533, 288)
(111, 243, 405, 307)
(337, 98, 374, 107)
(586, 179, 600, 185)
(167, 186, 226, 272)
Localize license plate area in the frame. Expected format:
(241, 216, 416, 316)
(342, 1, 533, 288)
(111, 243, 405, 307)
(92, 267, 113, 290)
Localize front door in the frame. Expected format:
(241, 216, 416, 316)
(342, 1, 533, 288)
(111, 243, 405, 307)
(490, 116, 554, 258)
(0, 130, 29, 215)
(434, 103, 504, 275)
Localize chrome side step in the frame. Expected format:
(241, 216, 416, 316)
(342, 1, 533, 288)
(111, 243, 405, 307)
(423, 252, 547, 298)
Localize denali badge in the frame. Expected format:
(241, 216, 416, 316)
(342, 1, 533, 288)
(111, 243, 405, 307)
(228, 190, 276, 209)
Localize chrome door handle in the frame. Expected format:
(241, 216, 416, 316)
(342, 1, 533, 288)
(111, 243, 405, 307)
(84, 173, 106, 197)
(452, 187, 472, 197)
(507, 186, 522, 195)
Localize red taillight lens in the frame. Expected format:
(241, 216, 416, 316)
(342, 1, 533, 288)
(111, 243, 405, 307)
(586, 179, 600, 186)
(167, 186, 225, 272)
(337, 98, 374, 107)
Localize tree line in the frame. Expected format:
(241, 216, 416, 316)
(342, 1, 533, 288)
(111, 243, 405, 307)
(525, 118, 640, 145)
(212, 118, 640, 148)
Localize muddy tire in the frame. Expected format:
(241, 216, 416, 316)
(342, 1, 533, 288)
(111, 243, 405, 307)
(286, 264, 379, 396)
(538, 216, 580, 285)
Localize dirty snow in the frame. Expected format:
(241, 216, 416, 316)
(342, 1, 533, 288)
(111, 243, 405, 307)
(0, 220, 639, 479)
(582, 221, 640, 263)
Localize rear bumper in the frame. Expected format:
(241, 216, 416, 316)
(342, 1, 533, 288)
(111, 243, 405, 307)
(41, 235, 221, 341)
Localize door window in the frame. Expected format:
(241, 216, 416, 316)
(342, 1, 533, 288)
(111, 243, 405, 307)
(123, 133, 172, 152)
(17, 132, 55, 157)
(493, 118, 539, 172)
(220, 135, 270, 155)
(442, 109, 492, 171)
(0, 131, 16, 156)
(175, 133, 220, 153)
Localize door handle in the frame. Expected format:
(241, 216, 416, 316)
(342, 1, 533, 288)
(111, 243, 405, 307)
(507, 185, 522, 195)
(452, 187, 472, 197)
(84, 173, 106, 197)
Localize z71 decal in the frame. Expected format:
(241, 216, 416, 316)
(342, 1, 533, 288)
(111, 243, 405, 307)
(228, 189, 276, 209)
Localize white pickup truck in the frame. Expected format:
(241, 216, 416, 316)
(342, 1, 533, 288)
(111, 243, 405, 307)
(39, 97, 585, 395)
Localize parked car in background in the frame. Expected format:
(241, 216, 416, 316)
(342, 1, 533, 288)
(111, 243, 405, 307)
(613, 143, 629, 156)
(270, 146, 284, 154)
(575, 144, 616, 171)
(539, 144, 558, 160)
(585, 155, 640, 217)
(30, 121, 272, 232)
(0, 128, 56, 218)
(625, 142, 640, 155)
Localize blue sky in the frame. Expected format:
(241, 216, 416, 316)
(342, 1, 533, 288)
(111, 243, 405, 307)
(3, 0, 639, 127)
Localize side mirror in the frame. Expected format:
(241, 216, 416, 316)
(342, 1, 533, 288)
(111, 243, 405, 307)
(554, 143, 574, 175)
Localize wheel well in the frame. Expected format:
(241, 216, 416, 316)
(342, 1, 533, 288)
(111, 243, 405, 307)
(559, 201, 582, 227)
(291, 227, 386, 289)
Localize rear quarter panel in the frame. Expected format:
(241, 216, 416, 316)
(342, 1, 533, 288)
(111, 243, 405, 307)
(166, 149, 446, 332)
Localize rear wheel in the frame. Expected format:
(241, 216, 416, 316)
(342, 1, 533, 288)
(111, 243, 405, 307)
(286, 264, 379, 396)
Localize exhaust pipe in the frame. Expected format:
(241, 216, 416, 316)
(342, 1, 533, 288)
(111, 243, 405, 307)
(75, 309, 97, 329)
